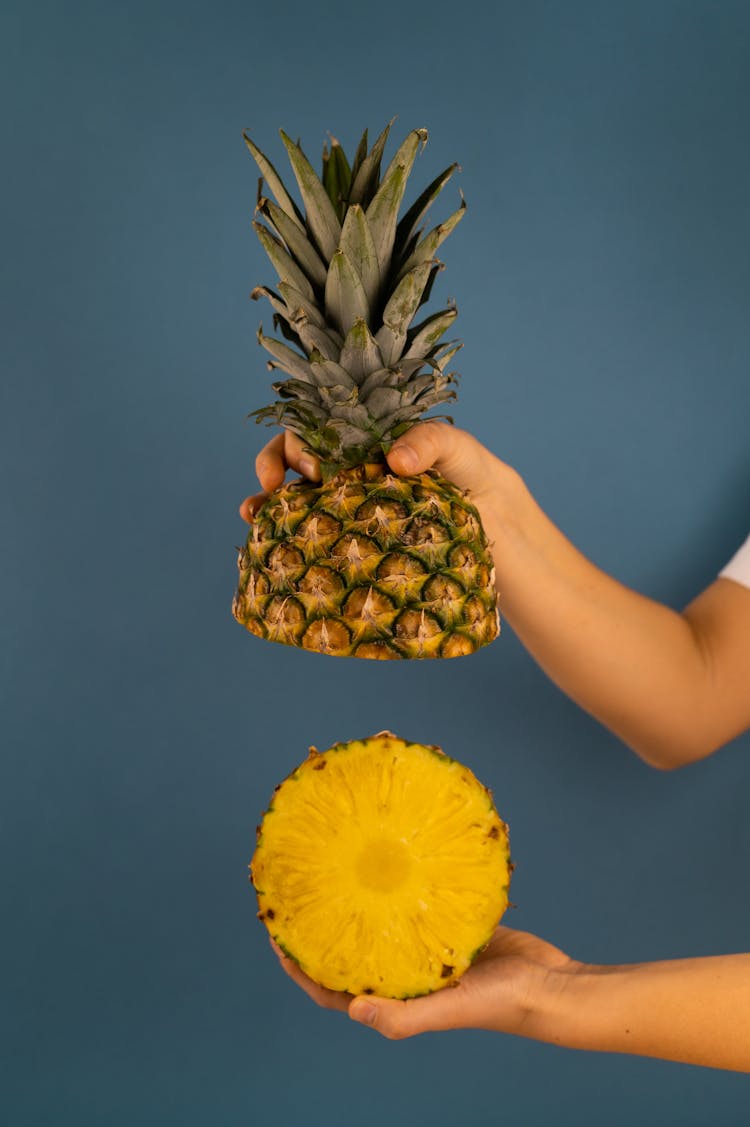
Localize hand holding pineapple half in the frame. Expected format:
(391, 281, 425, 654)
(252, 733, 511, 999)
(233, 123, 500, 659)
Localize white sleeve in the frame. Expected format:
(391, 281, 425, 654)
(719, 534, 750, 589)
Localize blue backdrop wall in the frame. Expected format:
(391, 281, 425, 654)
(2, 1, 749, 1123)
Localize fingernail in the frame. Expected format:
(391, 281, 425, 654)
(350, 1001, 377, 1026)
(392, 443, 417, 471)
(299, 457, 317, 479)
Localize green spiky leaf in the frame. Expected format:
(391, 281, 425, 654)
(338, 204, 380, 312)
(325, 250, 370, 336)
(280, 130, 341, 262)
(348, 120, 393, 208)
(253, 222, 315, 300)
(258, 198, 327, 290)
(243, 132, 305, 231)
(365, 129, 427, 277)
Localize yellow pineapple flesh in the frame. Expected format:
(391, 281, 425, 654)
(251, 733, 511, 998)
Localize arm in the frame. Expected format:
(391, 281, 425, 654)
(543, 952, 750, 1072)
(474, 453, 750, 769)
(272, 927, 750, 1072)
(242, 425, 750, 769)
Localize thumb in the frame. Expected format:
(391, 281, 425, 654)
(387, 422, 495, 499)
(348, 988, 466, 1040)
(387, 421, 454, 476)
(348, 997, 415, 1040)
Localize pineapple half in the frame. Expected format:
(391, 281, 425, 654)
(251, 732, 511, 999)
(233, 123, 499, 659)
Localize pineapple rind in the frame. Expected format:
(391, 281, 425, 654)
(234, 465, 499, 659)
(251, 734, 511, 998)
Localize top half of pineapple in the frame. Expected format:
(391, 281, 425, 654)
(234, 123, 500, 661)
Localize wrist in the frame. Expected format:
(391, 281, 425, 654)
(517, 959, 601, 1048)
(472, 456, 535, 562)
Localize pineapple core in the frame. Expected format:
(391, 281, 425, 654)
(251, 733, 511, 999)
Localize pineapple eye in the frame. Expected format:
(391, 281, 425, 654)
(296, 511, 342, 543)
(342, 586, 397, 627)
(394, 608, 442, 641)
(403, 518, 450, 548)
(267, 544, 306, 584)
(301, 617, 351, 655)
(354, 498, 408, 525)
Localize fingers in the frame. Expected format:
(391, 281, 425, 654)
(241, 431, 323, 524)
(255, 432, 322, 492)
(255, 432, 288, 493)
(270, 932, 471, 1036)
(239, 491, 268, 523)
(270, 940, 351, 1014)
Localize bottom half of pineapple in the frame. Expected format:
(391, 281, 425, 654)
(251, 733, 511, 999)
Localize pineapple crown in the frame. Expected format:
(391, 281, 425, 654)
(245, 122, 465, 477)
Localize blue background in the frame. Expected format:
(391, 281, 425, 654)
(2, 0, 749, 1123)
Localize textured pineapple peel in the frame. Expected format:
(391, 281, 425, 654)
(251, 733, 511, 999)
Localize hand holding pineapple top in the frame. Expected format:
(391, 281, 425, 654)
(233, 125, 499, 659)
(245, 418, 750, 768)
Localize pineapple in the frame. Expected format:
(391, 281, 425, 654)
(233, 123, 499, 659)
(251, 732, 511, 999)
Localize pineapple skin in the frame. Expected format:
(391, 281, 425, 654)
(251, 732, 512, 998)
(233, 463, 499, 658)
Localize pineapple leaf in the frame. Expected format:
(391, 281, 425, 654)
(358, 385, 404, 419)
(272, 311, 303, 347)
(293, 319, 342, 362)
(357, 365, 400, 399)
(374, 260, 433, 365)
(310, 356, 358, 390)
(394, 163, 460, 259)
(317, 384, 359, 411)
(348, 120, 393, 208)
(257, 325, 315, 382)
(382, 259, 434, 334)
(243, 132, 305, 231)
(339, 318, 384, 383)
(322, 136, 352, 221)
(418, 262, 444, 310)
(396, 198, 466, 280)
(277, 282, 328, 331)
(253, 222, 315, 300)
(280, 130, 341, 262)
(325, 250, 370, 337)
(258, 198, 327, 290)
(366, 129, 427, 278)
(379, 127, 428, 194)
(251, 284, 288, 321)
(348, 128, 369, 195)
(434, 341, 463, 372)
(272, 377, 322, 403)
(404, 307, 458, 359)
(338, 204, 380, 312)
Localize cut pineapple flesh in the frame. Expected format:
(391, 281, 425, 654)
(252, 733, 511, 998)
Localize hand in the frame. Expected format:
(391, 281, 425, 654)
(271, 925, 580, 1041)
(238, 422, 512, 524)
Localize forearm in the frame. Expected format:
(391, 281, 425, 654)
(479, 461, 711, 767)
(531, 954, 750, 1071)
